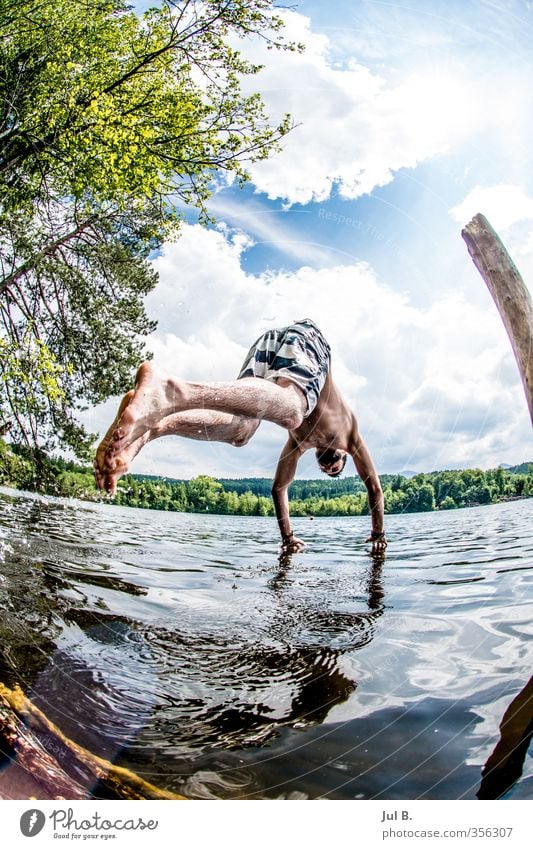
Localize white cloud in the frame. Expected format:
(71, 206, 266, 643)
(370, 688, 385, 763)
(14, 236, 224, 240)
(450, 184, 533, 231)
(450, 184, 533, 289)
(83, 223, 531, 478)
(234, 11, 476, 205)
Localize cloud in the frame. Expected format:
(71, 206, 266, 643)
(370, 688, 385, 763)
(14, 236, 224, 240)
(234, 10, 476, 205)
(83, 223, 531, 478)
(450, 184, 533, 287)
(450, 184, 533, 231)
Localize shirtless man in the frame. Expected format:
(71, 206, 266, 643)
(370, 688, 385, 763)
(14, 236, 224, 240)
(95, 319, 387, 554)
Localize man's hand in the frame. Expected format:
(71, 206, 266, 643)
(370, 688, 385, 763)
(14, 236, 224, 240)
(281, 532, 306, 554)
(366, 531, 388, 554)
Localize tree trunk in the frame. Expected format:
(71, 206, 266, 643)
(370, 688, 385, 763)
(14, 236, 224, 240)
(462, 213, 533, 425)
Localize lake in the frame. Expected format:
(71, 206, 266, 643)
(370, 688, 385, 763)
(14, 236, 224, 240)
(0, 487, 532, 800)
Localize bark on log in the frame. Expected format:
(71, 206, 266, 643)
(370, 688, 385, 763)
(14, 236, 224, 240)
(462, 213, 533, 424)
(0, 683, 185, 800)
(477, 677, 533, 799)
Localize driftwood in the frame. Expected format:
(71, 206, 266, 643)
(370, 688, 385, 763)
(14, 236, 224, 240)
(462, 214, 533, 424)
(477, 677, 533, 799)
(0, 682, 185, 800)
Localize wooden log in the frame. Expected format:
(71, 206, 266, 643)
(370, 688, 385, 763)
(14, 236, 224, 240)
(477, 677, 533, 799)
(0, 683, 185, 800)
(462, 214, 533, 425)
(0, 687, 87, 799)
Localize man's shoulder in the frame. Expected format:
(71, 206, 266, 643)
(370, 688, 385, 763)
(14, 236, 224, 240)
(317, 377, 352, 412)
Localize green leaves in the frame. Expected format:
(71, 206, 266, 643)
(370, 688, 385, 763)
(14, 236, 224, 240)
(0, 198, 159, 452)
(0, 332, 65, 402)
(0, 0, 296, 212)
(1, 1, 297, 455)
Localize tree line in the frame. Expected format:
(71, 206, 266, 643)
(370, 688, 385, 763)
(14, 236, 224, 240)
(1, 440, 531, 516)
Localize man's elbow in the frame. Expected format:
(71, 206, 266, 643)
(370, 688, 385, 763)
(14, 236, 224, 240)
(366, 477, 383, 499)
(272, 482, 291, 508)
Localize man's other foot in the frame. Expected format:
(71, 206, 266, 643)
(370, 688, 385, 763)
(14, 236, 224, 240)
(94, 391, 135, 494)
(106, 363, 186, 457)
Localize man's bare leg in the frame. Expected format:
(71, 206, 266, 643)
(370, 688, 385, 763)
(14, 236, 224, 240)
(95, 397, 260, 495)
(152, 409, 260, 447)
(107, 362, 306, 458)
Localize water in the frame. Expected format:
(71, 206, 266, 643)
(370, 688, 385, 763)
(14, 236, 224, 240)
(0, 486, 532, 799)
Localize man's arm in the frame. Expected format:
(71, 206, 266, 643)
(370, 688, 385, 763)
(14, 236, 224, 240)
(272, 437, 305, 552)
(350, 432, 387, 553)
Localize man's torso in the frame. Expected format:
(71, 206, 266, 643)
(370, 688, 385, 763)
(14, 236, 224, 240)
(290, 371, 358, 452)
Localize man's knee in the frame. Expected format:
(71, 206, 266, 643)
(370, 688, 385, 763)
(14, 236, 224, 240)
(280, 395, 305, 430)
(231, 419, 259, 447)
(275, 381, 306, 430)
(231, 432, 249, 447)
(281, 410, 304, 430)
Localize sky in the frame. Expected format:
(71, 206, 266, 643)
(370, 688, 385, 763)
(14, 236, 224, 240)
(84, 0, 533, 480)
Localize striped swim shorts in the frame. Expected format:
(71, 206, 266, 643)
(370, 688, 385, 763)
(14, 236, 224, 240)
(237, 319, 331, 416)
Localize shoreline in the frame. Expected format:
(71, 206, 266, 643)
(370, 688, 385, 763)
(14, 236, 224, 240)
(1, 481, 530, 519)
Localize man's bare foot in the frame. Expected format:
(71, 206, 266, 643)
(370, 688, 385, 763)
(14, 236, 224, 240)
(99, 430, 151, 496)
(94, 391, 134, 491)
(106, 363, 186, 458)
(94, 390, 151, 495)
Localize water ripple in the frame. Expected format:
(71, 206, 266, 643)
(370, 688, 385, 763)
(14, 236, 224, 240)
(0, 487, 531, 799)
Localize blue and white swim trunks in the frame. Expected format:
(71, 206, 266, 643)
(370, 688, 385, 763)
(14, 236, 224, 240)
(237, 319, 331, 416)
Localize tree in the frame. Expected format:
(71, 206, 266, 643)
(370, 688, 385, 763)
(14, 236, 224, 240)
(0, 203, 159, 455)
(384, 486, 409, 514)
(219, 488, 240, 514)
(416, 482, 435, 512)
(186, 474, 223, 510)
(0, 437, 32, 487)
(1, 0, 297, 214)
(0, 0, 298, 455)
(238, 490, 258, 515)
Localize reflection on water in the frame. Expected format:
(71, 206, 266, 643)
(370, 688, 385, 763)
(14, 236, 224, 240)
(0, 487, 532, 799)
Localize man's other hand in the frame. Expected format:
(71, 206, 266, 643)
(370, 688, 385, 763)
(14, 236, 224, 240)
(366, 532, 388, 554)
(281, 533, 306, 554)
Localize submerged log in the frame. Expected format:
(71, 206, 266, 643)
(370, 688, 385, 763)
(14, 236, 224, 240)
(462, 214, 533, 424)
(477, 677, 533, 799)
(0, 683, 185, 800)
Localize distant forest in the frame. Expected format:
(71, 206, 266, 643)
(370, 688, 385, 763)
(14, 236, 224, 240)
(1, 440, 531, 517)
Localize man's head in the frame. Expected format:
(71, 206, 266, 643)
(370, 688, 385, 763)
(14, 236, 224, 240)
(316, 447, 348, 477)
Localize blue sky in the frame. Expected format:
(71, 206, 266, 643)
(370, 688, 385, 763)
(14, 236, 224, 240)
(85, 1, 533, 479)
